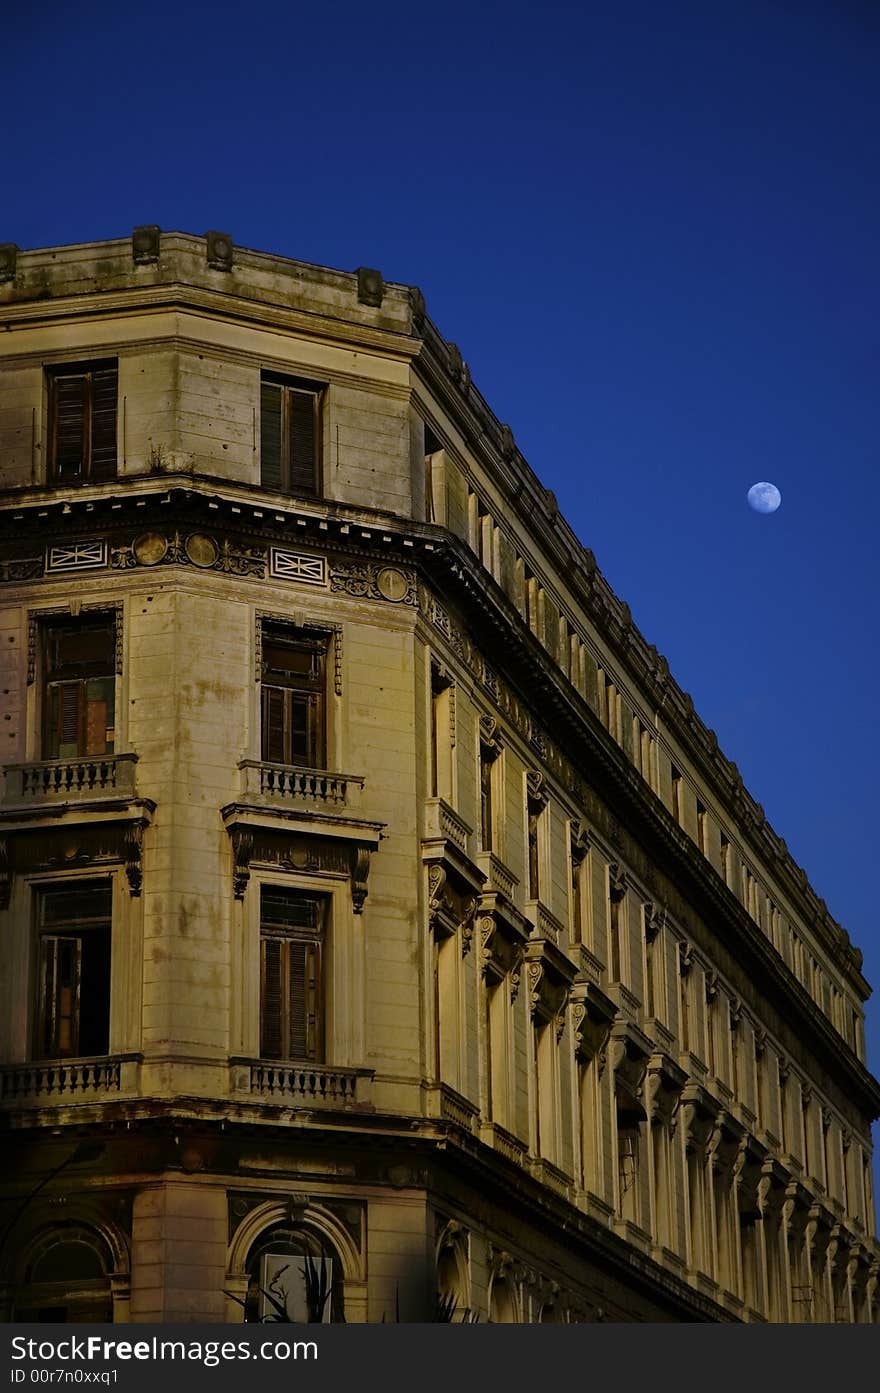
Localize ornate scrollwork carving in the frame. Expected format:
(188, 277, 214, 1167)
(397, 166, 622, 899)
(123, 822, 146, 896)
(232, 829, 253, 900)
(525, 770, 548, 811)
(608, 862, 627, 904)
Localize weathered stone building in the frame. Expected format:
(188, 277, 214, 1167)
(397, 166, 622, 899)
(0, 230, 877, 1323)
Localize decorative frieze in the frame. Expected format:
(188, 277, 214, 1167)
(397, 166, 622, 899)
(330, 560, 417, 606)
(1, 557, 42, 583)
(111, 531, 266, 576)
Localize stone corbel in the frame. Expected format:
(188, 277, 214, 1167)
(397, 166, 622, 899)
(524, 937, 577, 1027)
(643, 900, 665, 943)
(350, 844, 373, 914)
(610, 1020, 651, 1124)
(570, 819, 590, 868)
(231, 829, 253, 900)
(123, 821, 147, 897)
(644, 1052, 687, 1131)
(680, 1083, 722, 1153)
(678, 939, 694, 978)
(608, 861, 627, 905)
(428, 863, 476, 953)
(570, 977, 616, 1064)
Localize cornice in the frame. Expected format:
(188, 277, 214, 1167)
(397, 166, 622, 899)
(0, 282, 420, 361)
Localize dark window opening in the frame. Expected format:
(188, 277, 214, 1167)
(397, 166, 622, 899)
(35, 883, 111, 1059)
(48, 362, 118, 483)
(43, 617, 116, 760)
(260, 376, 322, 496)
(260, 888, 326, 1062)
(261, 626, 327, 768)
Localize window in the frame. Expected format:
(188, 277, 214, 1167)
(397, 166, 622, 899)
(527, 804, 541, 900)
(478, 718, 501, 853)
(35, 883, 111, 1059)
(261, 624, 327, 768)
(670, 764, 682, 823)
(696, 800, 707, 855)
(47, 361, 118, 483)
(42, 616, 116, 760)
(260, 375, 322, 496)
(429, 661, 454, 800)
(260, 888, 326, 1061)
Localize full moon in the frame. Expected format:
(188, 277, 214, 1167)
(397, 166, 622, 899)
(747, 481, 782, 514)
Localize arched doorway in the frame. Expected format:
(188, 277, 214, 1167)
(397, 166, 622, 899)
(243, 1224, 344, 1323)
(13, 1226, 114, 1322)
(488, 1273, 518, 1323)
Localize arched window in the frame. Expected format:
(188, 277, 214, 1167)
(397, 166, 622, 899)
(244, 1224, 343, 1323)
(14, 1226, 113, 1323)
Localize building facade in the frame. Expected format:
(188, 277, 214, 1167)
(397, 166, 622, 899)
(0, 229, 877, 1323)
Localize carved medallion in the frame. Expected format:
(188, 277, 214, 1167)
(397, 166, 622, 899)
(133, 532, 168, 566)
(185, 533, 220, 568)
(375, 566, 409, 603)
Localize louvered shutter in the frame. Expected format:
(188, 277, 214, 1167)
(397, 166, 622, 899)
(47, 681, 83, 759)
(260, 937, 284, 1058)
(52, 375, 88, 479)
(289, 941, 320, 1060)
(261, 686, 287, 763)
(89, 367, 118, 479)
(289, 389, 318, 495)
(260, 380, 283, 490)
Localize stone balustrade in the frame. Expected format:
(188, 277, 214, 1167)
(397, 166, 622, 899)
(2, 753, 138, 803)
(239, 760, 363, 807)
(0, 1054, 140, 1104)
(422, 796, 472, 854)
(230, 1060, 372, 1107)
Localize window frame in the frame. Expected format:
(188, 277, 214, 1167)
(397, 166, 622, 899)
(260, 622, 329, 769)
(259, 886, 328, 1063)
(260, 372, 324, 498)
(33, 880, 113, 1061)
(40, 614, 117, 761)
(46, 359, 118, 485)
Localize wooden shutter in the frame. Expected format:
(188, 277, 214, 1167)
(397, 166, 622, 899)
(260, 380, 283, 490)
(47, 681, 83, 759)
(52, 375, 88, 480)
(289, 389, 318, 495)
(289, 940, 320, 1060)
(261, 685, 287, 763)
(260, 937, 284, 1058)
(89, 367, 118, 479)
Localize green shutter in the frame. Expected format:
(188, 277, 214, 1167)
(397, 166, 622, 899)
(260, 380, 283, 490)
(260, 937, 284, 1058)
(52, 375, 88, 479)
(289, 389, 318, 495)
(90, 367, 118, 480)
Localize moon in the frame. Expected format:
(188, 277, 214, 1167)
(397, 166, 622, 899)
(747, 482, 782, 514)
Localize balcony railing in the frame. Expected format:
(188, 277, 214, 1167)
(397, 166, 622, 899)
(239, 761, 363, 807)
(0, 1054, 140, 1104)
(475, 851, 518, 901)
(2, 753, 138, 804)
(422, 797, 472, 855)
(230, 1059, 373, 1107)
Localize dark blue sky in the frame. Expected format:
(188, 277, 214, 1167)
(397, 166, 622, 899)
(6, 2, 880, 1157)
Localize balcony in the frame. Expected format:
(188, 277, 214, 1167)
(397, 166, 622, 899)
(239, 760, 364, 809)
(2, 753, 138, 806)
(229, 1059, 373, 1108)
(0, 1054, 141, 1107)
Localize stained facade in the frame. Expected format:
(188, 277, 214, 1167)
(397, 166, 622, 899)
(0, 230, 877, 1323)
